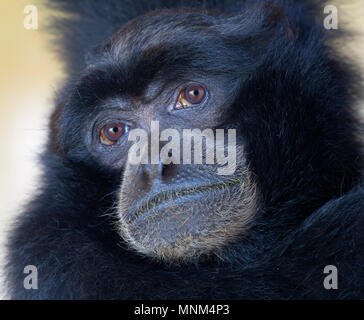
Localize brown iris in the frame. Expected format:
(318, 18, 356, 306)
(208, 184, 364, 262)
(175, 85, 206, 109)
(100, 122, 126, 145)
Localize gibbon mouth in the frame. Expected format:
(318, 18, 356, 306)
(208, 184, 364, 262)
(124, 179, 242, 223)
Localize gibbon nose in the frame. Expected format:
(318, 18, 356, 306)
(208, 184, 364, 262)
(140, 150, 176, 186)
(141, 161, 164, 184)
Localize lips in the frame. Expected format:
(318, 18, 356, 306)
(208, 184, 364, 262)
(123, 179, 242, 223)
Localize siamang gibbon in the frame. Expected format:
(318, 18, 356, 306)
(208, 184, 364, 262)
(5, 0, 364, 299)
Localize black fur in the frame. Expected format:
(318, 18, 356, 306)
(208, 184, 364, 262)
(5, 0, 364, 299)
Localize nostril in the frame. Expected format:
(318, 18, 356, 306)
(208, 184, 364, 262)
(162, 163, 169, 176)
(162, 151, 173, 177)
(140, 161, 164, 183)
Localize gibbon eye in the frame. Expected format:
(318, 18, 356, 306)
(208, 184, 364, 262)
(100, 122, 128, 146)
(175, 85, 207, 109)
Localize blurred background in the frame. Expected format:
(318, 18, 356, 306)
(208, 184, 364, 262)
(0, 0, 363, 299)
(0, 0, 64, 298)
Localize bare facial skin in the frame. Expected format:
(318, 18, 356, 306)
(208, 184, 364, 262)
(110, 69, 258, 263)
(118, 146, 258, 263)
